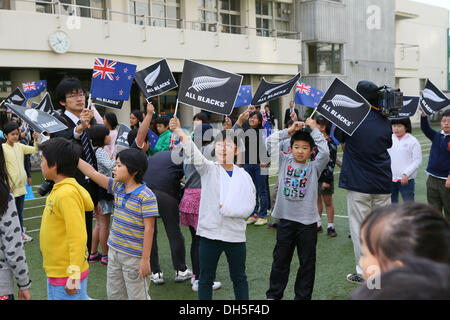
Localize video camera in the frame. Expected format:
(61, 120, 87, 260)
(377, 86, 403, 118)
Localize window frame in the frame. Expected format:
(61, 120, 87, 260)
(306, 42, 344, 75)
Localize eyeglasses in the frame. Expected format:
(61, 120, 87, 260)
(66, 92, 85, 99)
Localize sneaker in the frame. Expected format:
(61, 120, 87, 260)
(150, 272, 165, 285)
(88, 252, 101, 263)
(327, 227, 338, 237)
(346, 273, 364, 284)
(175, 268, 193, 282)
(22, 233, 33, 243)
(191, 280, 223, 292)
(246, 215, 258, 225)
(317, 225, 323, 233)
(254, 218, 268, 226)
(100, 255, 108, 266)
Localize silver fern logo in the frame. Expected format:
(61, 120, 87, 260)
(188, 76, 230, 92)
(327, 95, 364, 108)
(423, 89, 445, 103)
(402, 99, 412, 107)
(25, 108, 39, 122)
(144, 65, 161, 87)
(263, 83, 286, 96)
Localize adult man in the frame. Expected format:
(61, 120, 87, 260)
(284, 101, 299, 128)
(51, 77, 98, 255)
(333, 80, 393, 284)
(263, 104, 276, 127)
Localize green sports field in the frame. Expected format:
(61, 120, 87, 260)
(18, 125, 436, 300)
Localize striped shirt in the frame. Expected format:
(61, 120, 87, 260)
(107, 178, 159, 258)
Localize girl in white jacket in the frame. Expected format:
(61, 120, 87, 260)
(169, 115, 256, 300)
(388, 118, 422, 203)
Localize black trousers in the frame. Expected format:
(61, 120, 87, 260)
(266, 219, 317, 300)
(189, 226, 201, 280)
(150, 189, 187, 273)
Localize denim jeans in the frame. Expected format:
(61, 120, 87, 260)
(244, 164, 268, 218)
(47, 277, 89, 300)
(391, 179, 415, 203)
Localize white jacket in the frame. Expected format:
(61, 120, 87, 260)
(182, 139, 256, 243)
(388, 133, 422, 181)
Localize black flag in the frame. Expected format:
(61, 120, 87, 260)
(390, 96, 420, 119)
(316, 78, 371, 136)
(178, 59, 243, 116)
(251, 73, 301, 106)
(419, 79, 450, 116)
(35, 92, 55, 114)
(1, 87, 27, 107)
(135, 59, 178, 100)
(6, 103, 68, 134)
(92, 97, 124, 110)
(115, 124, 131, 151)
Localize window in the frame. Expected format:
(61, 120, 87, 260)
(307, 43, 343, 74)
(198, 0, 241, 34)
(48, 0, 106, 19)
(36, 0, 54, 14)
(255, 0, 273, 37)
(129, 1, 180, 28)
(0, 0, 10, 10)
(0, 70, 11, 93)
(129, 1, 149, 25)
(274, 2, 291, 35)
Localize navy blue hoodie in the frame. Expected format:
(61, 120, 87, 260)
(334, 108, 393, 194)
(421, 116, 450, 179)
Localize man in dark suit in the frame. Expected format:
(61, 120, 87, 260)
(263, 104, 276, 127)
(51, 77, 98, 257)
(284, 100, 299, 128)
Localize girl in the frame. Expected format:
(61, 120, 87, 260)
(358, 202, 449, 282)
(91, 104, 119, 159)
(130, 110, 144, 130)
(0, 147, 31, 300)
(1, 121, 40, 243)
(315, 115, 338, 237)
(78, 148, 158, 300)
(170, 115, 256, 300)
(87, 125, 116, 266)
(388, 117, 422, 203)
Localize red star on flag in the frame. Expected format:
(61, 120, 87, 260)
(116, 76, 120, 80)
(119, 90, 123, 95)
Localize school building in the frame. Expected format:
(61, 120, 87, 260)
(0, 0, 448, 128)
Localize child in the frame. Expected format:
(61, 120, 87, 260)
(1, 121, 40, 243)
(0, 147, 31, 300)
(78, 148, 158, 300)
(91, 104, 119, 159)
(388, 117, 422, 203)
(420, 109, 450, 217)
(150, 115, 172, 155)
(357, 202, 449, 281)
(38, 138, 94, 300)
(266, 118, 329, 300)
(315, 115, 338, 237)
(87, 125, 116, 266)
(130, 110, 143, 130)
(169, 115, 256, 300)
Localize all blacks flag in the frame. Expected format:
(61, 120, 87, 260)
(251, 73, 301, 106)
(135, 59, 178, 100)
(419, 79, 450, 116)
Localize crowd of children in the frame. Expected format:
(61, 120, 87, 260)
(0, 76, 449, 301)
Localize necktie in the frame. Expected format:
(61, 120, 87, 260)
(77, 120, 94, 166)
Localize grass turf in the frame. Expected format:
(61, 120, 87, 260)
(18, 126, 434, 300)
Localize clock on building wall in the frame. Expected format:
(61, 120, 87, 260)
(48, 30, 70, 54)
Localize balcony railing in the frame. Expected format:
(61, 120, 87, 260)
(8, 0, 300, 40)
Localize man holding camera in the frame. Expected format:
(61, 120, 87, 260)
(333, 80, 393, 284)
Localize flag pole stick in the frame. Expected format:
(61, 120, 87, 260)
(88, 93, 92, 110)
(174, 99, 179, 118)
(309, 108, 317, 119)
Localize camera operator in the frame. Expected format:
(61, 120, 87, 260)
(333, 80, 393, 285)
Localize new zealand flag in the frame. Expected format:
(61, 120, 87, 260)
(22, 80, 47, 99)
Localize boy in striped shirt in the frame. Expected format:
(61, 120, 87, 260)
(78, 148, 159, 300)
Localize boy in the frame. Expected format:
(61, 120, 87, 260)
(420, 108, 450, 217)
(150, 115, 172, 155)
(266, 118, 329, 300)
(39, 138, 94, 300)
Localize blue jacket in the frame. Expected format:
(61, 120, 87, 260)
(334, 109, 392, 194)
(420, 116, 450, 179)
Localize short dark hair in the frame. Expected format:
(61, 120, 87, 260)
(127, 128, 149, 147)
(38, 137, 82, 177)
(193, 112, 209, 124)
(156, 115, 170, 127)
(89, 124, 110, 148)
(361, 202, 450, 269)
(3, 121, 19, 135)
(55, 77, 85, 107)
(104, 112, 118, 130)
(285, 119, 294, 129)
(290, 130, 315, 149)
(442, 109, 450, 118)
(390, 117, 412, 133)
(116, 148, 148, 184)
(131, 110, 144, 123)
(315, 115, 332, 136)
(249, 111, 263, 129)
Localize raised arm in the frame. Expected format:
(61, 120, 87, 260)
(77, 158, 109, 190)
(135, 102, 155, 149)
(306, 118, 330, 174)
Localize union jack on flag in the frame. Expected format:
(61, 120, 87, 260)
(294, 81, 324, 109)
(22, 82, 36, 92)
(90, 57, 137, 101)
(92, 58, 117, 80)
(22, 80, 47, 98)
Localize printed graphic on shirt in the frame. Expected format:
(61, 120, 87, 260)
(283, 165, 308, 200)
